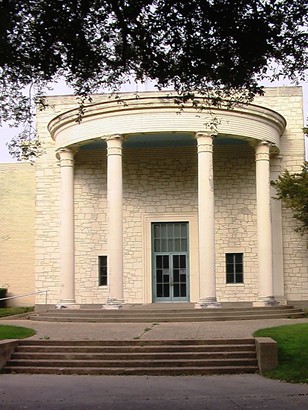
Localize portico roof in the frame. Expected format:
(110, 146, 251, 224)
(48, 92, 287, 152)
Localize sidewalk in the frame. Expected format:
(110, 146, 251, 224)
(2, 317, 308, 340)
(1, 372, 308, 409)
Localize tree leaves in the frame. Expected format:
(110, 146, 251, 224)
(0, 0, 307, 159)
(271, 163, 308, 234)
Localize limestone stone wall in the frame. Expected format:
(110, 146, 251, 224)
(70, 144, 260, 304)
(215, 144, 259, 301)
(0, 163, 35, 306)
(35, 105, 61, 305)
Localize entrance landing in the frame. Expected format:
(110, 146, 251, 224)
(30, 305, 305, 323)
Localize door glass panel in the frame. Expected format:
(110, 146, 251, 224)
(173, 254, 187, 299)
(154, 238, 160, 252)
(180, 274, 186, 282)
(163, 274, 169, 283)
(181, 239, 187, 252)
(173, 255, 179, 269)
(180, 255, 186, 268)
(156, 256, 162, 269)
(181, 223, 187, 237)
(168, 223, 173, 237)
(157, 284, 163, 297)
(168, 238, 173, 252)
(174, 271, 179, 282)
(174, 223, 180, 237)
(174, 238, 181, 251)
(181, 284, 186, 297)
(163, 255, 169, 268)
(161, 224, 167, 237)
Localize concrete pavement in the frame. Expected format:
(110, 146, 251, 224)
(1, 317, 308, 340)
(0, 373, 307, 409)
(1, 317, 308, 409)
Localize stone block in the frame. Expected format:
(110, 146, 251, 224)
(255, 337, 278, 374)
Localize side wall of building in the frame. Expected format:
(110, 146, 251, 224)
(0, 163, 35, 306)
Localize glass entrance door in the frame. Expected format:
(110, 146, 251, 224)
(152, 222, 189, 302)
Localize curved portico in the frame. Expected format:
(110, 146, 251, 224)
(49, 93, 286, 309)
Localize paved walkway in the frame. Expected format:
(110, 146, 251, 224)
(1, 373, 308, 409)
(2, 317, 308, 340)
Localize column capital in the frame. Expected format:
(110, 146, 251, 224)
(195, 132, 216, 154)
(255, 140, 271, 161)
(103, 135, 124, 155)
(56, 147, 76, 165)
(104, 134, 124, 140)
(195, 131, 217, 140)
(103, 134, 124, 144)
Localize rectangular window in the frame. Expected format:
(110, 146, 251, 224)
(99, 256, 107, 286)
(226, 253, 243, 284)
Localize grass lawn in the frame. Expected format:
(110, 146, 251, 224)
(0, 306, 34, 318)
(0, 325, 36, 340)
(254, 323, 308, 384)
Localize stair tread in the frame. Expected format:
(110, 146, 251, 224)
(31, 311, 305, 323)
(9, 357, 258, 363)
(18, 339, 255, 345)
(5, 365, 258, 372)
(13, 351, 256, 357)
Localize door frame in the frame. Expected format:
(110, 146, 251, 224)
(152, 222, 190, 302)
(142, 213, 198, 303)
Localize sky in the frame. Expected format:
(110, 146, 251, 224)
(0, 79, 307, 163)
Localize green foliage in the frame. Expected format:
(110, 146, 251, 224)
(0, 307, 34, 318)
(0, 1, 307, 159)
(271, 163, 308, 234)
(0, 325, 36, 340)
(254, 324, 308, 384)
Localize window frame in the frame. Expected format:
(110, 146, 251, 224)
(226, 253, 244, 284)
(98, 255, 108, 286)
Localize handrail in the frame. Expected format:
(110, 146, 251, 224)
(0, 290, 49, 305)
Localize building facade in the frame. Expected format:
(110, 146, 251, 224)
(1, 87, 307, 308)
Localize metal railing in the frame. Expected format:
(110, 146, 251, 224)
(0, 290, 49, 305)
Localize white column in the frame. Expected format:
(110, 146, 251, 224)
(271, 156, 286, 304)
(253, 141, 277, 307)
(103, 135, 124, 309)
(195, 132, 221, 308)
(57, 148, 77, 307)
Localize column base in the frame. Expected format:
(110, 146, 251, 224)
(253, 297, 279, 307)
(56, 302, 80, 310)
(273, 296, 287, 305)
(195, 298, 221, 309)
(102, 298, 124, 310)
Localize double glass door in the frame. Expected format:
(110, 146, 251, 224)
(152, 222, 189, 302)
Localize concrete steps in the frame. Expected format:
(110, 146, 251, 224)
(3, 339, 258, 376)
(30, 305, 305, 323)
